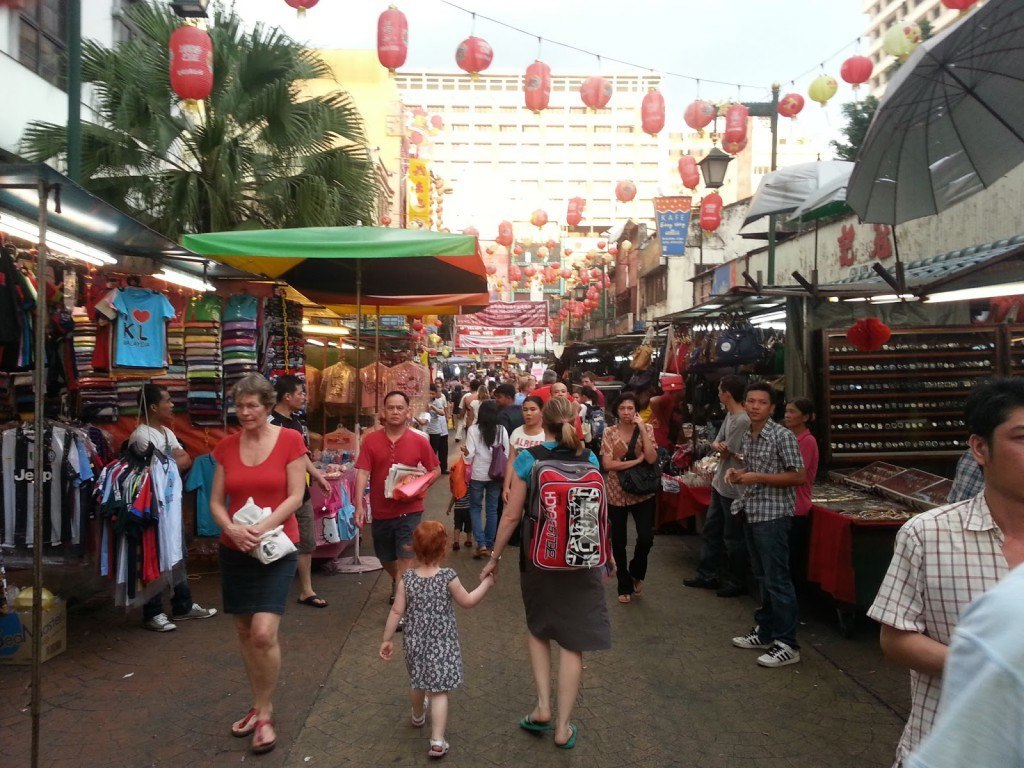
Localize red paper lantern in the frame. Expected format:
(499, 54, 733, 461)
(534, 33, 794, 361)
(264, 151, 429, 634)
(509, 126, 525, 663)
(700, 193, 723, 232)
(560, 267, 573, 279)
(778, 92, 805, 119)
(380, 214, 392, 226)
(513, 245, 524, 256)
(603, 276, 612, 288)
(411, 319, 424, 332)
(377, 6, 408, 74)
(169, 26, 214, 102)
(840, 55, 873, 88)
(846, 318, 892, 352)
(615, 180, 637, 203)
(723, 138, 748, 155)
(678, 155, 700, 190)
(285, 0, 319, 15)
(941, 0, 979, 10)
(723, 104, 749, 146)
(580, 76, 612, 109)
(608, 246, 618, 256)
(566, 196, 586, 227)
(456, 36, 493, 78)
(684, 99, 716, 130)
(523, 264, 537, 278)
(590, 268, 603, 280)
(641, 88, 666, 135)
(597, 240, 606, 249)
(485, 246, 495, 254)
(463, 226, 479, 237)
(485, 263, 497, 275)
(430, 114, 444, 131)
(563, 248, 573, 256)
(524, 60, 552, 113)
(545, 239, 557, 250)
(496, 220, 514, 247)
(549, 262, 561, 271)
(530, 209, 548, 228)
(509, 265, 522, 281)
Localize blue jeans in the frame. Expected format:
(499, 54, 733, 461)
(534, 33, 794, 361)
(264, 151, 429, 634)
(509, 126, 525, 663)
(696, 489, 748, 588)
(744, 516, 799, 649)
(469, 478, 501, 549)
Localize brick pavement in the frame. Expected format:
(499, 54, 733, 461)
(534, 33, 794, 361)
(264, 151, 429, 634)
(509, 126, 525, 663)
(1, 479, 910, 768)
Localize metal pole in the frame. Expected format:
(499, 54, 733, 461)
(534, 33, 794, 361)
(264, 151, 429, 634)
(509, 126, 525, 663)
(30, 180, 50, 768)
(65, 0, 82, 183)
(766, 82, 780, 285)
(354, 262, 362, 432)
(374, 306, 381, 414)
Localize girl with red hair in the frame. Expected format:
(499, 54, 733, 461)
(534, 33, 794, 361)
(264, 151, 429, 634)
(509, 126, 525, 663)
(380, 520, 494, 758)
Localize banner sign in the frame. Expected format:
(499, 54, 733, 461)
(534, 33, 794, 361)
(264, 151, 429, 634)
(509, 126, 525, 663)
(456, 301, 548, 329)
(653, 196, 692, 257)
(406, 158, 431, 227)
(456, 329, 517, 349)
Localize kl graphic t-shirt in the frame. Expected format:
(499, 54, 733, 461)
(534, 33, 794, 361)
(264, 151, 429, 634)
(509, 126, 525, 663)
(111, 288, 175, 368)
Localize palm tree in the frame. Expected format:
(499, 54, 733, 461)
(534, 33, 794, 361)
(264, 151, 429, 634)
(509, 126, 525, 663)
(20, 1, 379, 239)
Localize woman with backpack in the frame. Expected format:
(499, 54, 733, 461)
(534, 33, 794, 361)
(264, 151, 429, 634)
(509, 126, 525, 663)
(601, 392, 659, 604)
(480, 396, 611, 750)
(462, 399, 510, 559)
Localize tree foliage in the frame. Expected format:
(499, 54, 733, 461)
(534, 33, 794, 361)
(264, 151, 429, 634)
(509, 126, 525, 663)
(21, 1, 379, 238)
(830, 96, 879, 162)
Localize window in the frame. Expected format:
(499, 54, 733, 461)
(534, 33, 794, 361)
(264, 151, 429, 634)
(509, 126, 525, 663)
(19, 0, 68, 88)
(617, 125, 635, 134)
(643, 269, 668, 307)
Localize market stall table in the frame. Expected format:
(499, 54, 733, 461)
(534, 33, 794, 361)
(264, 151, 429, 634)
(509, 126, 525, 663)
(656, 483, 711, 528)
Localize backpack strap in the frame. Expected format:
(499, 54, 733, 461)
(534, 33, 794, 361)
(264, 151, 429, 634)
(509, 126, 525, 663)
(625, 426, 641, 461)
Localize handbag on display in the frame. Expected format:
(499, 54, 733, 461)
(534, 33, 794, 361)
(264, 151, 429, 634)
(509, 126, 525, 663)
(618, 427, 662, 496)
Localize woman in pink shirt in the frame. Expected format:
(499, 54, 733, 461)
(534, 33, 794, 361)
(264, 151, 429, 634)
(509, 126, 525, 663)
(784, 397, 818, 582)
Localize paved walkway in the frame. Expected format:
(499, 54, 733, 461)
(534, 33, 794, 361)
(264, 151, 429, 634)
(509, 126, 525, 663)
(1, 480, 909, 767)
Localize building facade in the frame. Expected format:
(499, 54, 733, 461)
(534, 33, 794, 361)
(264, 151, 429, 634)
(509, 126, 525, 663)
(863, 0, 990, 97)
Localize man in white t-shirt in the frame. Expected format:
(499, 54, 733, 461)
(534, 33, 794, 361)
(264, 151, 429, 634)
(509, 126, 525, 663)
(424, 383, 450, 473)
(133, 384, 217, 632)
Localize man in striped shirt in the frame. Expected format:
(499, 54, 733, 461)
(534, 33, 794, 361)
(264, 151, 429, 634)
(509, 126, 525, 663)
(868, 379, 1021, 767)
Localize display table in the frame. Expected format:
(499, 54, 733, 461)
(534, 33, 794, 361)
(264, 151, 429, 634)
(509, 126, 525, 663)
(807, 504, 904, 608)
(656, 484, 712, 528)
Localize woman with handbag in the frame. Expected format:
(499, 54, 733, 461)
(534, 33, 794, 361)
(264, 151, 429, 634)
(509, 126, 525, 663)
(462, 399, 510, 559)
(210, 374, 308, 755)
(601, 392, 659, 604)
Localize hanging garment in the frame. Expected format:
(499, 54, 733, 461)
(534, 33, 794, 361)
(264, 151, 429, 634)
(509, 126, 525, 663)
(111, 288, 175, 369)
(184, 453, 219, 536)
(322, 362, 357, 405)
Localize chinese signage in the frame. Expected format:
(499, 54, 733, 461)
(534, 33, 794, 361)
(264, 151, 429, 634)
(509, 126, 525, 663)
(653, 196, 692, 257)
(456, 301, 548, 329)
(406, 158, 431, 227)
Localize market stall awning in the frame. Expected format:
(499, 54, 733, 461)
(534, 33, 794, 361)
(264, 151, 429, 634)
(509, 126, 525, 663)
(0, 162, 238, 280)
(743, 161, 854, 228)
(182, 226, 487, 298)
(322, 293, 490, 316)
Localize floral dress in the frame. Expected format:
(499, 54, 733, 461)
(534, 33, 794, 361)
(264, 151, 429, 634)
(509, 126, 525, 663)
(601, 423, 658, 507)
(402, 568, 464, 692)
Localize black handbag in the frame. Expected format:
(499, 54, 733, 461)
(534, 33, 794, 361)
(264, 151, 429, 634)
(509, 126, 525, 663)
(619, 426, 661, 496)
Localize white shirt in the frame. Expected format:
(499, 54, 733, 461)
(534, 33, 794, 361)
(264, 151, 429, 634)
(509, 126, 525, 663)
(509, 425, 546, 455)
(424, 396, 449, 436)
(867, 492, 1007, 766)
(131, 425, 183, 457)
(908, 562, 1024, 768)
(464, 424, 510, 482)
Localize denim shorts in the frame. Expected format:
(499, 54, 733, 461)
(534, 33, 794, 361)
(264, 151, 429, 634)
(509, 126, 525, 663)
(371, 512, 422, 562)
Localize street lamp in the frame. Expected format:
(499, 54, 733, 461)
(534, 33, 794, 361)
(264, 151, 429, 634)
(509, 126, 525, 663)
(697, 147, 733, 190)
(170, 0, 209, 17)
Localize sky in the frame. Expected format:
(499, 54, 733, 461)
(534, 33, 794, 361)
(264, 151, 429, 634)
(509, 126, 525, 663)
(237, 0, 870, 118)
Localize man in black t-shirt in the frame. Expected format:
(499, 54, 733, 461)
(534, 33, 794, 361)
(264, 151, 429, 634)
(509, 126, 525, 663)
(271, 375, 332, 608)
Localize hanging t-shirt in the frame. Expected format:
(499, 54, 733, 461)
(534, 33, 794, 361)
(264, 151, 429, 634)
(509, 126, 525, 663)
(111, 288, 175, 369)
(184, 453, 219, 536)
(223, 294, 258, 322)
(185, 294, 223, 323)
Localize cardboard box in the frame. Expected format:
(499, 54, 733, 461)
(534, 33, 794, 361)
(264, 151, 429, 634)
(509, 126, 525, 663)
(0, 599, 67, 665)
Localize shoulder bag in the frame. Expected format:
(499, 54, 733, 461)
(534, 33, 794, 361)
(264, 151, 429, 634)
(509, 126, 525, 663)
(618, 427, 661, 496)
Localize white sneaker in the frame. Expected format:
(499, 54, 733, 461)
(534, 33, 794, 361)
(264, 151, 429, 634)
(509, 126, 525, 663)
(757, 641, 801, 667)
(144, 613, 177, 632)
(732, 626, 771, 650)
(172, 603, 217, 621)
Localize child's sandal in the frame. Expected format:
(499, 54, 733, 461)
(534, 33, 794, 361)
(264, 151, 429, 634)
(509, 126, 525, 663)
(428, 740, 449, 758)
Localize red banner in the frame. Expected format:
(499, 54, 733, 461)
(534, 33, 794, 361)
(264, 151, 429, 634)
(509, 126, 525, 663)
(456, 301, 548, 330)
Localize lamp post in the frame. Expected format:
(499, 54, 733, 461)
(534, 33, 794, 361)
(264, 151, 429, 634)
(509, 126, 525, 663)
(697, 147, 733, 190)
(170, 0, 210, 17)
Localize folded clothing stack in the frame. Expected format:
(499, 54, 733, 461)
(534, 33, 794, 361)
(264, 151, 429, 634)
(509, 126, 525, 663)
(155, 324, 187, 413)
(71, 307, 96, 381)
(222, 294, 259, 422)
(78, 376, 118, 422)
(184, 294, 224, 427)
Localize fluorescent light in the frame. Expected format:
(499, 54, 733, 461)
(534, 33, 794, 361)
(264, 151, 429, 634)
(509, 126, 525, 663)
(751, 310, 786, 324)
(155, 267, 215, 292)
(306, 339, 326, 347)
(327, 342, 340, 348)
(842, 296, 869, 303)
(924, 282, 1024, 304)
(302, 324, 351, 337)
(870, 293, 919, 304)
(0, 212, 117, 265)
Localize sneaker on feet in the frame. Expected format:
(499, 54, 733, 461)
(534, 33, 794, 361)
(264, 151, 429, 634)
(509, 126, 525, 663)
(757, 641, 801, 668)
(172, 603, 217, 621)
(144, 613, 177, 632)
(683, 576, 720, 590)
(732, 626, 772, 650)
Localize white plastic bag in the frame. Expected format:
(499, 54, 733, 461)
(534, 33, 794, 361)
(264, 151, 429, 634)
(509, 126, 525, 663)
(255, 526, 297, 564)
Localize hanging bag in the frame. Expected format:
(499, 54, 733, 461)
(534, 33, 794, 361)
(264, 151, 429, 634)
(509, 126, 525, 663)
(618, 427, 662, 496)
(488, 427, 507, 481)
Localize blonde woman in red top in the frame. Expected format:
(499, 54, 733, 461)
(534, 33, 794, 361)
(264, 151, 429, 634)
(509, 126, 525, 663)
(211, 374, 308, 755)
